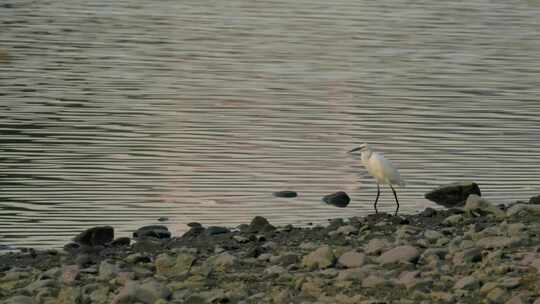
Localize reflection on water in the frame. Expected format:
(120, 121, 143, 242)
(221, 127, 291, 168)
(1, 0, 540, 248)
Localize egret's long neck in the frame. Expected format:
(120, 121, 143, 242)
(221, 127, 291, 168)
(361, 149, 372, 165)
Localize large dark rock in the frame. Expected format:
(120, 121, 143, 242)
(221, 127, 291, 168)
(323, 191, 350, 208)
(249, 216, 275, 233)
(133, 225, 171, 240)
(425, 182, 481, 208)
(206, 226, 230, 236)
(73, 226, 114, 247)
(529, 195, 540, 205)
(273, 190, 298, 198)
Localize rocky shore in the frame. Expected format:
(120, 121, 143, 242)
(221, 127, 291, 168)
(2, 193, 540, 303)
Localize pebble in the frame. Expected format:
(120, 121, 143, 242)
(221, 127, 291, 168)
(378, 245, 420, 265)
(302, 246, 336, 270)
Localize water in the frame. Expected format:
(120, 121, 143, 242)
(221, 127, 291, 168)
(1, 0, 540, 249)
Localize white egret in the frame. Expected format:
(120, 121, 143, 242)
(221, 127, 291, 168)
(349, 143, 405, 216)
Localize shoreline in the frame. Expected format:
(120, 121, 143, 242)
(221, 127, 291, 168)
(2, 196, 540, 303)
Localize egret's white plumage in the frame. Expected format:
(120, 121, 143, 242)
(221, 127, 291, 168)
(349, 143, 404, 215)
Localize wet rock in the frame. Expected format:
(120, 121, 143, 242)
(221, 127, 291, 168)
(73, 226, 114, 247)
(273, 190, 298, 198)
(248, 216, 275, 233)
(110, 237, 130, 247)
(529, 195, 540, 204)
(420, 207, 437, 217)
(158, 217, 169, 222)
(465, 194, 505, 218)
(206, 226, 230, 236)
(323, 191, 350, 208)
(425, 181, 481, 207)
(338, 251, 366, 268)
(378, 245, 420, 265)
(133, 225, 171, 240)
(302, 245, 336, 270)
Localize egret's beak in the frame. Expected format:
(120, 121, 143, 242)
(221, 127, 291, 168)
(348, 147, 364, 153)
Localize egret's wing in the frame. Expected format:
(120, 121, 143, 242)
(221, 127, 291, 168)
(368, 152, 404, 186)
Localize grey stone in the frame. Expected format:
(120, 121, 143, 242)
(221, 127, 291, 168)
(529, 195, 540, 204)
(338, 251, 366, 268)
(112, 279, 170, 304)
(133, 225, 171, 240)
(210, 253, 236, 272)
(477, 236, 517, 249)
(507, 204, 540, 217)
(443, 214, 464, 226)
(361, 274, 387, 287)
(322, 191, 350, 208)
(378, 245, 420, 265)
(73, 226, 114, 247)
(453, 275, 480, 290)
(302, 245, 336, 269)
(98, 260, 121, 281)
(486, 287, 508, 304)
(425, 181, 481, 207)
(5, 295, 36, 304)
(365, 238, 391, 255)
(424, 230, 444, 242)
(155, 253, 196, 277)
(464, 194, 505, 218)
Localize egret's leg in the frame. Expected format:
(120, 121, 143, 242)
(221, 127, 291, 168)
(390, 185, 399, 216)
(373, 184, 380, 214)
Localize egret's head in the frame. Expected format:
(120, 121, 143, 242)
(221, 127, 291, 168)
(348, 143, 370, 154)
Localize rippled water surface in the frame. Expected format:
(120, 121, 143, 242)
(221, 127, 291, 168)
(1, 0, 540, 248)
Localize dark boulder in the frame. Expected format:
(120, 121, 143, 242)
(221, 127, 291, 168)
(133, 225, 171, 240)
(273, 190, 298, 198)
(73, 226, 114, 247)
(529, 195, 540, 205)
(249, 216, 275, 233)
(425, 182, 481, 208)
(110, 237, 131, 247)
(323, 191, 350, 208)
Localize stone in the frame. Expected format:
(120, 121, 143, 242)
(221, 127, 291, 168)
(4, 295, 36, 304)
(477, 236, 516, 249)
(73, 226, 114, 247)
(396, 271, 421, 289)
(336, 225, 357, 235)
(361, 274, 386, 287)
(425, 181, 481, 207)
(338, 251, 366, 268)
(378, 245, 420, 265)
(424, 230, 444, 242)
(529, 195, 540, 204)
(110, 237, 130, 247)
(210, 253, 236, 272)
(112, 279, 170, 304)
(56, 287, 81, 304)
(452, 247, 482, 265)
(453, 275, 479, 290)
(464, 194, 505, 218)
(499, 277, 521, 289)
(302, 246, 336, 270)
(249, 216, 275, 232)
(420, 207, 437, 217)
(365, 238, 391, 255)
(486, 287, 508, 304)
(62, 265, 80, 285)
(125, 253, 151, 264)
(98, 260, 121, 281)
(264, 265, 286, 276)
(133, 225, 171, 240)
(323, 191, 350, 208)
(206, 226, 230, 235)
(155, 253, 196, 277)
(443, 214, 464, 225)
(506, 204, 540, 217)
(506, 296, 526, 304)
(273, 190, 298, 198)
